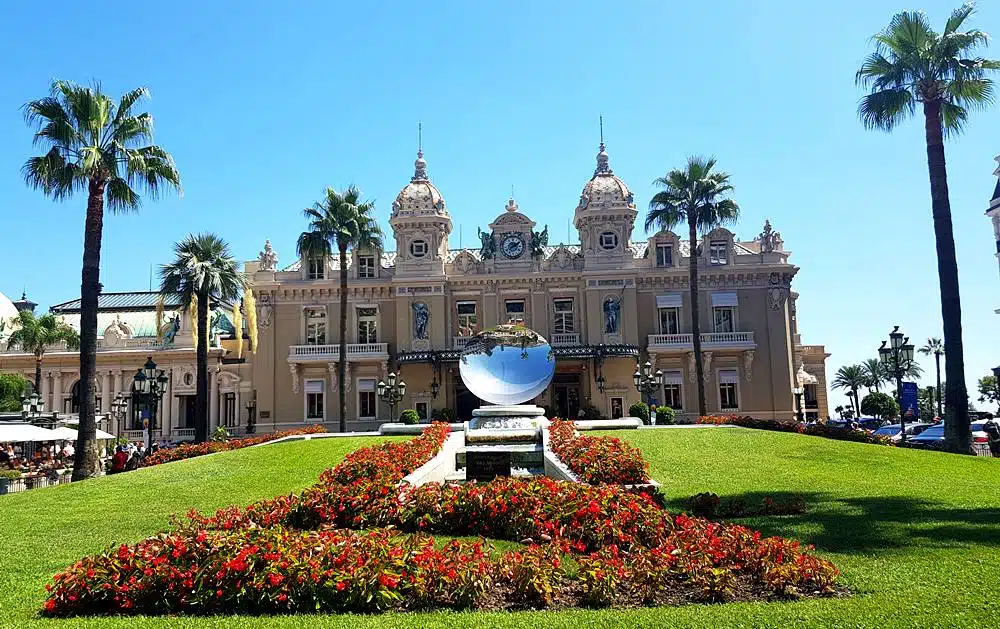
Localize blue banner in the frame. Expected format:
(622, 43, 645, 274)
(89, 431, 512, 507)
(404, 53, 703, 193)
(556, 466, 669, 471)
(901, 382, 919, 420)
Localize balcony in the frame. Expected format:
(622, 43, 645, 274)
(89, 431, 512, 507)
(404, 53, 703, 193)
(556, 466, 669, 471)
(550, 333, 580, 347)
(453, 336, 472, 350)
(288, 343, 389, 362)
(2, 337, 169, 355)
(647, 331, 755, 352)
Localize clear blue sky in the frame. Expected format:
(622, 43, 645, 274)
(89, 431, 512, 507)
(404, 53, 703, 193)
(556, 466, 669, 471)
(1, 1, 998, 412)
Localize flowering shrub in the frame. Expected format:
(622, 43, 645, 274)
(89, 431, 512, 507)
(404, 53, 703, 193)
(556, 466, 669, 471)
(45, 422, 841, 616)
(142, 425, 327, 467)
(548, 419, 649, 484)
(697, 415, 893, 446)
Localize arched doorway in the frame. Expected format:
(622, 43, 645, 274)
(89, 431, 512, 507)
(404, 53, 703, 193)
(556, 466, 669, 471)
(69, 379, 101, 414)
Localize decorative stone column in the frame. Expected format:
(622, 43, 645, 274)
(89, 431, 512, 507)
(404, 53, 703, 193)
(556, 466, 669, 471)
(101, 371, 112, 413)
(40, 372, 50, 412)
(51, 372, 63, 415)
(209, 367, 220, 430)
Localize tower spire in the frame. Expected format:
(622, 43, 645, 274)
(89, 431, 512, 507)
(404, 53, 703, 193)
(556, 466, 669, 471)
(411, 122, 428, 182)
(594, 115, 612, 175)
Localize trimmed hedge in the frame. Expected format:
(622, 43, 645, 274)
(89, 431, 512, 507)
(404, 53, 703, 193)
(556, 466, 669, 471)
(697, 415, 892, 445)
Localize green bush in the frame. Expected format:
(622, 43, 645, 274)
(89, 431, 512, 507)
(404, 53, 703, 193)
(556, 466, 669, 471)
(578, 404, 605, 421)
(399, 409, 420, 425)
(431, 407, 456, 422)
(629, 402, 650, 424)
(0, 373, 29, 412)
(861, 392, 899, 421)
(0, 470, 23, 480)
(210, 426, 231, 442)
(655, 406, 676, 425)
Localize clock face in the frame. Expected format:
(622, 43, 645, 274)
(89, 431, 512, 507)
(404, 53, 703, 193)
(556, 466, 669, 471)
(500, 234, 525, 259)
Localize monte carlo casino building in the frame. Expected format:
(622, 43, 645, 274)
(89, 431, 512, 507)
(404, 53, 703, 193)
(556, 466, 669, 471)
(0, 141, 829, 439)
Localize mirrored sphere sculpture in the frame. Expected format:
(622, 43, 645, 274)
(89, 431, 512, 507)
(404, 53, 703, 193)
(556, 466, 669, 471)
(459, 324, 555, 406)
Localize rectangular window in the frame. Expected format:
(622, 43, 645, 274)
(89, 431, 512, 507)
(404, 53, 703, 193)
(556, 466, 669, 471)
(456, 302, 478, 336)
(655, 244, 673, 267)
(663, 371, 683, 410)
(610, 396, 624, 419)
(553, 299, 575, 334)
(307, 256, 325, 280)
(358, 378, 376, 419)
(305, 380, 324, 420)
(357, 307, 377, 344)
(709, 241, 728, 265)
(719, 369, 739, 410)
(415, 402, 428, 421)
(305, 308, 327, 345)
(713, 307, 735, 333)
(658, 307, 679, 335)
(505, 300, 525, 325)
(358, 255, 376, 278)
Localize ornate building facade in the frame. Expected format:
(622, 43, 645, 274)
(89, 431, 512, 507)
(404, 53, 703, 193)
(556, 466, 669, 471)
(0, 141, 830, 439)
(248, 142, 829, 431)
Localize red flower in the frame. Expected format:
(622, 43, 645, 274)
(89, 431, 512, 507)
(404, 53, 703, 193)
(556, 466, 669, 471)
(378, 574, 399, 589)
(267, 573, 283, 586)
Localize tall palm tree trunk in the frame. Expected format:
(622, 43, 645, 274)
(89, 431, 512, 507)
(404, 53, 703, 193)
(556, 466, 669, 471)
(923, 100, 970, 453)
(688, 217, 706, 416)
(934, 353, 942, 419)
(34, 355, 43, 394)
(72, 180, 105, 481)
(195, 292, 210, 443)
(338, 245, 348, 432)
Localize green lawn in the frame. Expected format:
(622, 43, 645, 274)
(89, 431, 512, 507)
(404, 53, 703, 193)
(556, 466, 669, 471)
(1, 429, 999, 628)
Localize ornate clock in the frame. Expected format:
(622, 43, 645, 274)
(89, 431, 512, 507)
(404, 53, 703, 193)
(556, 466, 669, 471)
(500, 233, 525, 259)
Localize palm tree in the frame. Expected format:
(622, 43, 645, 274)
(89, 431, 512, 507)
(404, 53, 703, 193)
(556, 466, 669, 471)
(862, 358, 886, 393)
(920, 337, 945, 418)
(159, 234, 245, 443)
(856, 6, 999, 453)
(833, 364, 867, 417)
(6, 310, 80, 392)
(22, 81, 181, 480)
(646, 157, 739, 416)
(297, 186, 383, 431)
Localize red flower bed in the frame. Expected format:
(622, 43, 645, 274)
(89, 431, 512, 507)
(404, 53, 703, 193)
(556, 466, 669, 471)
(547, 419, 649, 484)
(142, 425, 327, 467)
(45, 422, 841, 616)
(697, 415, 892, 446)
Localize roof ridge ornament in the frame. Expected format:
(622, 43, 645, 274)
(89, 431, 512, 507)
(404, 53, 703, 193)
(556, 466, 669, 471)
(594, 115, 612, 176)
(411, 122, 429, 182)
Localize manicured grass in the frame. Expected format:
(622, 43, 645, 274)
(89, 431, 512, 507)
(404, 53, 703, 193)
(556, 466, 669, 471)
(1, 428, 999, 627)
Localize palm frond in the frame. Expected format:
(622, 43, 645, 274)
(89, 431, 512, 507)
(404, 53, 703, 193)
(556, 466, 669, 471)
(858, 89, 914, 131)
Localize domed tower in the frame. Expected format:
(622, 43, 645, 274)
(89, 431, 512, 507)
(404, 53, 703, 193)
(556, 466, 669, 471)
(389, 147, 452, 277)
(574, 136, 637, 270)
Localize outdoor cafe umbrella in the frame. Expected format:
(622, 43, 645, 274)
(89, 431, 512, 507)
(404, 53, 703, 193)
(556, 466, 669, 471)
(0, 423, 59, 443)
(47, 426, 116, 441)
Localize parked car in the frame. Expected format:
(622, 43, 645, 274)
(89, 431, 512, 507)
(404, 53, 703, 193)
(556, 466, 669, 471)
(873, 422, 931, 443)
(908, 420, 993, 450)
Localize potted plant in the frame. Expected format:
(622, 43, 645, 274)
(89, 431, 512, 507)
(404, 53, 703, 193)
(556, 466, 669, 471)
(0, 470, 24, 495)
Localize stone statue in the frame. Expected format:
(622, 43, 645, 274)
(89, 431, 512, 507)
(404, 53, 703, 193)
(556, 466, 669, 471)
(757, 220, 782, 253)
(412, 302, 429, 340)
(603, 297, 620, 334)
(530, 224, 549, 259)
(163, 314, 181, 345)
(478, 228, 496, 260)
(258, 240, 278, 271)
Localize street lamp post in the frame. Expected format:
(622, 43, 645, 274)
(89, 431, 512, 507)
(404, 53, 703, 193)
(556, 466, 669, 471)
(377, 372, 406, 423)
(21, 392, 43, 421)
(878, 326, 915, 443)
(245, 396, 257, 435)
(792, 386, 804, 421)
(632, 360, 664, 408)
(131, 356, 168, 455)
(109, 393, 128, 436)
